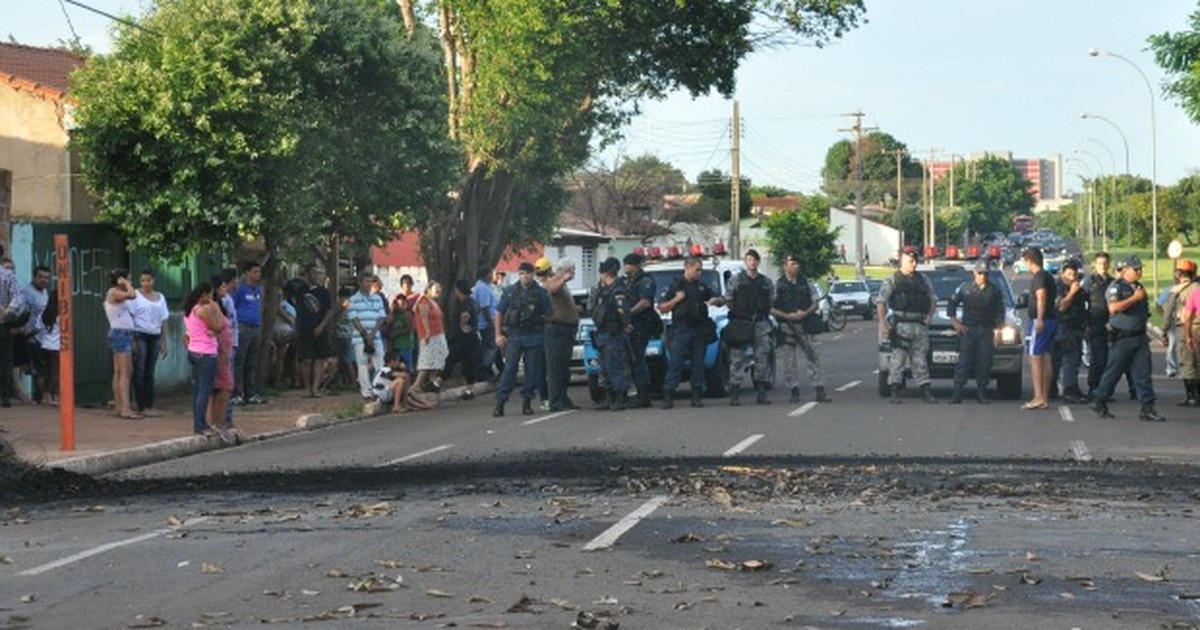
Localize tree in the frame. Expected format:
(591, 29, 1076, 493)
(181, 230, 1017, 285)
(565, 154, 686, 234)
(820, 131, 922, 208)
(697, 168, 753, 219)
(932, 155, 1035, 238)
(1150, 9, 1200, 125)
(764, 194, 841, 280)
(751, 184, 792, 198)
(398, 0, 867, 288)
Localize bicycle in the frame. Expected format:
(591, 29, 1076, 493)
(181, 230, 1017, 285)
(820, 293, 847, 332)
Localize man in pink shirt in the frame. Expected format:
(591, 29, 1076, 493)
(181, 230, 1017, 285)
(1180, 266, 1200, 407)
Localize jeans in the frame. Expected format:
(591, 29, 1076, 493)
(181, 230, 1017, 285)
(235, 323, 263, 399)
(352, 335, 387, 397)
(1052, 329, 1083, 395)
(628, 329, 652, 388)
(597, 331, 631, 394)
(189, 352, 218, 434)
(664, 324, 706, 393)
(495, 333, 545, 405)
(478, 326, 497, 381)
(1166, 327, 1180, 375)
(543, 323, 576, 409)
(133, 332, 162, 411)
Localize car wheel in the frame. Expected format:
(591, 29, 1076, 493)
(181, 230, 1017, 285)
(997, 373, 1022, 400)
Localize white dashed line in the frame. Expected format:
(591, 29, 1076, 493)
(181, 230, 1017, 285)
(831, 334, 844, 341)
(722, 434, 765, 457)
(787, 401, 819, 417)
(582, 496, 670, 552)
(18, 517, 210, 576)
(1059, 406, 1075, 422)
(521, 410, 577, 426)
(1070, 440, 1093, 462)
(376, 444, 454, 467)
(836, 380, 862, 392)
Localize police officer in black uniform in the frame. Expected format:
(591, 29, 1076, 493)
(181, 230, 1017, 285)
(591, 257, 633, 411)
(1090, 255, 1166, 422)
(1052, 259, 1088, 402)
(658, 256, 716, 409)
(1082, 251, 1133, 400)
(623, 253, 659, 409)
(947, 260, 1004, 404)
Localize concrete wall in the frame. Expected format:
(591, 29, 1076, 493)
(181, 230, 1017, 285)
(0, 87, 72, 222)
(829, 207, 899, 268)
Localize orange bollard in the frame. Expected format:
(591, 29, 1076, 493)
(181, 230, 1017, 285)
(54, 234, 74, 452)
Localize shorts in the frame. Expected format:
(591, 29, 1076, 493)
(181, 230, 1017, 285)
(297, 330, 334, 360)
(108, 328, 134, 353)
(1026, 317, 1058, 356)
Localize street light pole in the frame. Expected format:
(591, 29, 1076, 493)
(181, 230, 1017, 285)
(1080, 112, 1131, 246)
(1072, 148, 1106, 251)
(1080, 136, 1117, 250)
(1089, 48, 1159, 291)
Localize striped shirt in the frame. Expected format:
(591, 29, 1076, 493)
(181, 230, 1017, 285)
(348, 290, 388, 340)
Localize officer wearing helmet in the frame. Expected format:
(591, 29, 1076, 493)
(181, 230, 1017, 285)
(1052, 258, 1088, 403)
(1091, 255, 1165, 422)
(1166, 258, 1199, 405)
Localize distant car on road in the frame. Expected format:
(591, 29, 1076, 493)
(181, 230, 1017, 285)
(829, 280, 873, 320)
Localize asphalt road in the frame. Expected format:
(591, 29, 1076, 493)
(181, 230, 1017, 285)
(4, 311, 1200, 629)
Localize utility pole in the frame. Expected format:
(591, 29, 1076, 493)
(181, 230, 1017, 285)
(914, 148, 942, 253)
(839, 111, 876, 278)
(882, 148, 908, 256)
(730, 100, 741, 259)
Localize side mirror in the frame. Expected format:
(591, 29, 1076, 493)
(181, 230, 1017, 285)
(1015, 291, 1029, 309)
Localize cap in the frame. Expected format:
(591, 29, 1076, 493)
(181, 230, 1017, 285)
(622, 252, 644, 266)
(599, 257, 621, 275)
(534, 257, 553, 274)
(971, 260, 989, 273)
(745, 248, 761, 262)
(1175, 258, 1196, 274)
(1118, 255, 1142, 271)
(518, 262, 535, 273)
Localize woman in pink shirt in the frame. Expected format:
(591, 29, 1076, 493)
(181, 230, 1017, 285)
(183, 282, 230, 442)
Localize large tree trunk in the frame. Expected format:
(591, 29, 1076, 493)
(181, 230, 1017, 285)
(423, 164, 518, 296)
(255, 240, 281, 390)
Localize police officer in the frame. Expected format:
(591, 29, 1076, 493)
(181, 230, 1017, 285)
(591, 257, 633, 411)
(658, 256, 716, 409)
(1082, 252, 1113, 399)
(1090, 256, 1166, 422)
(623, 252, 659, 409)
(1052, 259, 1088, 403)
(770, 254, 829, 404)
(1165, 259, 1198, 405)
(717, 249, 774, 405)
(493, 262, 552, 417)
(878, 249, 938, 404)
(947, 260, 1004, 404)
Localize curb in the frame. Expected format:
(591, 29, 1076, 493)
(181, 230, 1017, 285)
(50, 381, 494, 477)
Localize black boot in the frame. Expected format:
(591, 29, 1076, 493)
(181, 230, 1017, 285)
(921, 384, 938, 404)
(1062, 388, 1087, 404)
(789, 387, 801, 404)
(661, 391, 675, 409)
(492, 402, 505, 417)
(755, 382, 771, 405)
(730, 385, 742, 406)
(976, 386, 990, 405)
(950, 385, 963, 405)
(1179, 380, 1199, 407)
(593, 393, 611, 411)
(521, 399, 534, 415)
(632, 387, 651, 409)
(814, 386, 831, 403)
(1139, 402, 1166, 422)
(612, 391, 629, 411)
(691, 389, 705, 408)
(1091, 400, 1114, 418)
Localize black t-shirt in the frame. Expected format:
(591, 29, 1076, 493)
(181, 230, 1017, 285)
(1028, 270, 1057, 320)
(668, 277, 714, 326)
(297, 285, 332, 334)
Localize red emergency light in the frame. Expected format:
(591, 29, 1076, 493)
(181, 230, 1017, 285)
(667, 246, 682, 259)
(711, 242, 727, 256)
(633, 246, 646, 257)
(649, 246, 663, 259)
(945, 245, 960, 259)
(689, 244, 704, 256)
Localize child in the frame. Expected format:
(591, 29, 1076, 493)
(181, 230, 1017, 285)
(372, 352, 433, 413)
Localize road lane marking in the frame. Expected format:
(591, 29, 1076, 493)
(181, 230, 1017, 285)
(521, 410, 577, 426)
(1070, 440, 1092, 462)
(831, 334, 844, 341)
(836, 380, 862, 392)
(582, 496, 670, 552)
(787, 401, 819, 417)
(722, 434, 765, 457)
(18, 517, 210, 577)
(1059, 406, 1075, 422)
(376, 444, 454, 467)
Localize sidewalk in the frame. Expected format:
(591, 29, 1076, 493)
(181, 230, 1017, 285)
(1, 379, 490, 475)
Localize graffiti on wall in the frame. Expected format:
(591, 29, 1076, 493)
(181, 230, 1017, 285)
(33, 245, 119, 297)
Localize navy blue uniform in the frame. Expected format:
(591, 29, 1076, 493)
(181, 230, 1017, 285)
(947, 280, 1004, 389)
(1092, 278, 1155, 406)
(624, 269, 658, 390)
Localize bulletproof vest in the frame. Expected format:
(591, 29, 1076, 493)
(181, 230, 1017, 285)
(673, 278, 709, 326)
(731, 272, 771, 320)
(1056, 280, 1087, 329)
(1084, 273, 1111, 328)
(627, 271, 658, 327)
(774, 276, 813, 312)
(958, 283, 999, 327)
(889, 272, 932, 317)
(1107, 279, 1148, 332)
(592, 280, 628, 333)
(505, 283, 541, 332)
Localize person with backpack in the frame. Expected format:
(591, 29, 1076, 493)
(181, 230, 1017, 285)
(492, 262, 551, 417)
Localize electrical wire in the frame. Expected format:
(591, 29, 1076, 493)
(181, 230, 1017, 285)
(57, 0, 80, 43)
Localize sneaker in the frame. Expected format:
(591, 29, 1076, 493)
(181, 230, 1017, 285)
(540, 400, 550, 412)
(248, 395, 267, 405)
(230, 396, 245, 406)
(461, 389, 475, 401)
(217, 427, 236, 445)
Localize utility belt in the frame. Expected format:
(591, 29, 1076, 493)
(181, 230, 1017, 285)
(893, 311, 928, 323)
(1107, 326, 1146, 341)
(732, 315, 769, 323)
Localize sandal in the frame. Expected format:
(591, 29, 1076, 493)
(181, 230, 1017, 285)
(117, 412, 144, 419)
(1019, 402, 1048, 411)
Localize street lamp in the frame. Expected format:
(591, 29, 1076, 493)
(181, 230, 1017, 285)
(1078, 137, 1118, 249)
(1066, 158, 1096, 248)
(1072, 149, 1106, 250)
(1089, 48, 1159, 291)
(1080, 112, 1131, 245)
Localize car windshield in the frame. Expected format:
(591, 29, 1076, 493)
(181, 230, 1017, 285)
(647, 269, 720, 301)
(865, 279, 883, 292)
(831, 281, 867, 293)
(922, 269, 1014, 307)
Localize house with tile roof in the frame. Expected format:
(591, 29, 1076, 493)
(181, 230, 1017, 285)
(0, 42, 94, 250)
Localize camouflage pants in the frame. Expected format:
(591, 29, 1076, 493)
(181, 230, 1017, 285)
(729, 320, 773, 389)
(888, 322, 931, 387)
(778, 331, 825, 390)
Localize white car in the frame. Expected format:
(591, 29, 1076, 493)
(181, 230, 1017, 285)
(828, 280, 874, 320)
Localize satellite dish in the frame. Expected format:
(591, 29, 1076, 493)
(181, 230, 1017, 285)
(1168, 239, 1183, 259)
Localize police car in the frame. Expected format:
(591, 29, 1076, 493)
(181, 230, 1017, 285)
(876, 261, 1025, 398)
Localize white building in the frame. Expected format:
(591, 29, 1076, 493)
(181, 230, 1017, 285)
(828, 207, 899, 267)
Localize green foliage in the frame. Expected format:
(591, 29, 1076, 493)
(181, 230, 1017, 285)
(71, 0, 457, 263)
(892, 203, 923, 246)
(932, 155, 1034, 236)
(764, 194, 840, 279)
(1150, 9, 1200, 124)
(820, 131, 922, 208)
(697, 168, 753, 219)
(751, 185, 793, 198)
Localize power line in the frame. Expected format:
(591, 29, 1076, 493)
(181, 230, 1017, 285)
(57, 0, 80, 43)
(62, 0, 159, 36)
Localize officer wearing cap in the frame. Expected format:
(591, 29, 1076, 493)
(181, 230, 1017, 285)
(623, 252, 659, 408)
(1052, 258, 1088, 403)
(947, 260, 1004, 404)
(770, 253, 829, 404)
(714, 248, 775, 405)
(878, 249, 938, 404)
(493, 261, 552, 417)
(591, 257, 633, 410)
(1165, 258, 1199, 405)
(1091, 255, 1165, 421)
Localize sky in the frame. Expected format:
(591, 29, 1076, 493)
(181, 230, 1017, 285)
(7, 0, 1200, 195)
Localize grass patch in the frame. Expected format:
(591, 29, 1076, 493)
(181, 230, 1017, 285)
(329, 401, 366, 420)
